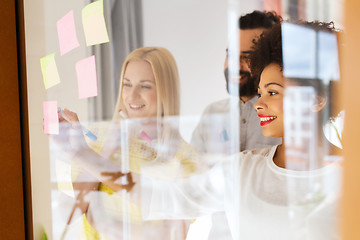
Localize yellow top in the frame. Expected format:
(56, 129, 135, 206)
(74, 121, 198, 239)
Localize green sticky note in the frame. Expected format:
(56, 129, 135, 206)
(41, 231, 48, 240)
(82, 0, 110, 46)
(40, 53, 61, 89)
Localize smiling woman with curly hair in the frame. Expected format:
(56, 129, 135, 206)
(144, 20, 342, 240)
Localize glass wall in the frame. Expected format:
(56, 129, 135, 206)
(23, 0, 344, 239)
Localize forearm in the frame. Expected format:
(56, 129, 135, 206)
(142, 163, 226, 220)
(72, 148, 132, 192)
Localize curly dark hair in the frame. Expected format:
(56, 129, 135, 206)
(239, 10, 282, 30)
(249, 21, 337, 86)
(249, 23, 283, 86)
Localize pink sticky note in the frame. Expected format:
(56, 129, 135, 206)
(43, 101, 59, 134)
(57, 10, 80, 56)
(75, 55, 98, 99)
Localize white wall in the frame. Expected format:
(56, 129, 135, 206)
(143, 0, 228, 117)
(24, 0, 265, 237)
(24, 0, 90, 238)
(142, 0, 263, 140)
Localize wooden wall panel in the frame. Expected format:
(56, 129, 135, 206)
(342, 0, 360, 239)
(0, 1, 26, 239)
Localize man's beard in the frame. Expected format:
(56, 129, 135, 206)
(224, 68, 257, 98)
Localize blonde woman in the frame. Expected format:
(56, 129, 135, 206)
(102, 47, 184, 162)
(57, 47, 195, 239)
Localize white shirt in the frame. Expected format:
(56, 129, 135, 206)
(145, 146, 342, 240)
(191, 97, 281, 154)
(191, 96, 282, 239)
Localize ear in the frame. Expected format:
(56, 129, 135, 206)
(311, 95, 327, 112)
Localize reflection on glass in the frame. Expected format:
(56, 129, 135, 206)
(24, 0, 346, 239)
(48, 21, 343, 240)
(282, 22, 340, 81)
(284, 86, 319, 170)
(51, 117, 199, 240)
(280, 21, 343, 240)
(282, 23, 317, 79)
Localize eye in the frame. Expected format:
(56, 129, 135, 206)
(123, 83, 132, 87)
(141, 85, 152, 89)
(257, 93, 262, 97)
(268, 91, 278, 96)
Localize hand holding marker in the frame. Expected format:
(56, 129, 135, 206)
(118, 109, 152, 143)
(118, 109, 127, 119)
(58, 108, 97, 141)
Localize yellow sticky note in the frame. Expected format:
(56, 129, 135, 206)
(82, 0, 110, 46)
(55, 159, 75, 198)
(40, 53, 61, 89)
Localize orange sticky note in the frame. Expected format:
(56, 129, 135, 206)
(57, 10, 80, 56)
(75, 55, 98, 99)
(43, 101, 59, 134)
(82, 0, 110, 46)
(40, 53, 61, 90)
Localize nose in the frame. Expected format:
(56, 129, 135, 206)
(254, 97, 265, 112)
(124, 86, 140, 101)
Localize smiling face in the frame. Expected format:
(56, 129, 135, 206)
(121, 60, 158, 119)
(254, 63, 285, 138)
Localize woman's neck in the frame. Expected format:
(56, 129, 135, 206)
(273, 140, 333, 170)
(273, 143, 286, 168)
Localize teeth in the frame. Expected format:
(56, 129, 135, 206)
(260, 116, 277, 122)
(130, 104, 145, 109)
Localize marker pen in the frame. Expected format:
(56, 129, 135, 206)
(139, 129, 152, 143)
(118, 109, 151, 143)
(58, 108, 98, 141)
(219, 128, 229, 142)
(118, 109, 128, 119)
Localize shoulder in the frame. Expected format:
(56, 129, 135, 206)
(242, 146, 275, 156)
(247, 95, 259, 104)
(219, 146, 276, 178)
(237, 146, 277, 163)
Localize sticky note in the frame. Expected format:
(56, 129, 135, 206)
(75, 55, 98, 99)
(55, 159, 75, 198)
(40, 53, 61, 89)
(43, 101, 59, 134)
(57, 10, 80, 56)
(82, 0, 110, 46)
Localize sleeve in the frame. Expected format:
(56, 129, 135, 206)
(190, 105, 214, 153)
(141, 158, 228, 220)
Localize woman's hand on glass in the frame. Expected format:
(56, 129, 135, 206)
(52, 108, 90, 157)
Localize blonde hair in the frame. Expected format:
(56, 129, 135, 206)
(113, 47, 180, 121)
(112, 47, 181, 160)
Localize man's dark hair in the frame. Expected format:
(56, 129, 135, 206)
(224, 11, 282, 98)
(239, 10, 282, 30)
